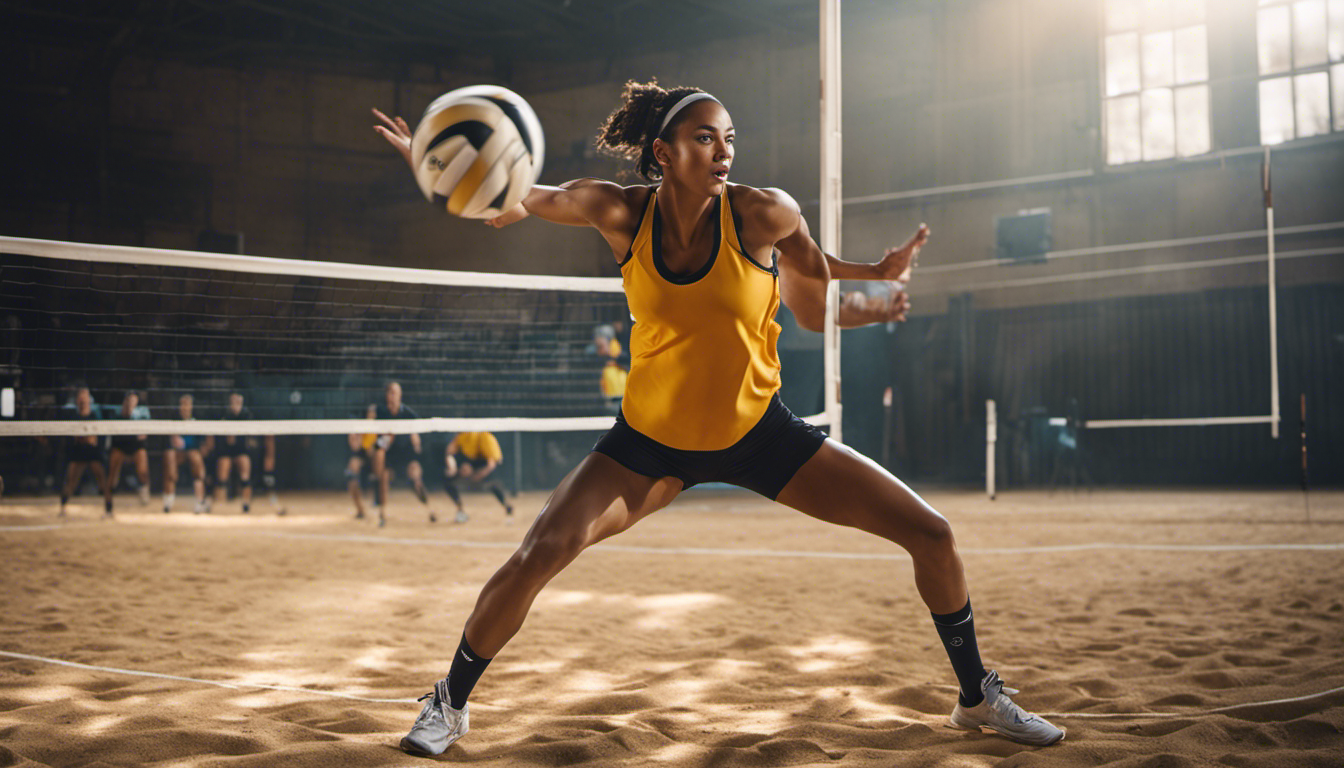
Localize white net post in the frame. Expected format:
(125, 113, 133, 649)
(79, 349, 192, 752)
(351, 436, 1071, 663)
(820, 0, 843, 443)
(986, 399, 997, 500)
(1264, 147, 1280, 439)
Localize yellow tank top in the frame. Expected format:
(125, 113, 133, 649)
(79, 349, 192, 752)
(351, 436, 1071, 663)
(457, 432, 503, 462)
(361, 432, 377, 452)
(620, 188, 782, 450)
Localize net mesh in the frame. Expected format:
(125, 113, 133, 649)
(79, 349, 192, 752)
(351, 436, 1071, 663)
(0, 244, 630, 424)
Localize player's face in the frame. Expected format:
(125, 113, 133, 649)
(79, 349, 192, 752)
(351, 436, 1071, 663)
(660, 100, 734, 196)
(386, 384, 402, 409)
(229, 394, 243, 413)
(123, 393, 138, 413)
(179, 397, 193, 419)
(75, 389, 91, 413)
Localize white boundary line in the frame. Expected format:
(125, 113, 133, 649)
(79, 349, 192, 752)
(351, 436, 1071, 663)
(1042, 684, 1344, 719)
(4, 525, 1341, 558)
(2, 649, 1339, 722)
(0, 650, 416, 704)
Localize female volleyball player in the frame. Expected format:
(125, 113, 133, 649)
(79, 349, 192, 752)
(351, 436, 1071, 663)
(163, 393, 210, 514)
(106, 390, 151, 509)
(374, 82, 1062, 753)
(59, 386, 112, 518)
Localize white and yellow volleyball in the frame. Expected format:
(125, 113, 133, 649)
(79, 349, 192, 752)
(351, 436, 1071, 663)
(410, 85, 545, 219)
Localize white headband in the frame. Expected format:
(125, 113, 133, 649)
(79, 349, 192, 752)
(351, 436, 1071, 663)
(658, 92, 720, 136)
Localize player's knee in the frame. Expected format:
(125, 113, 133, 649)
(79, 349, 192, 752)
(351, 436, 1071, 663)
(521, 531, 586, 574)
(912, 514, 956, 557)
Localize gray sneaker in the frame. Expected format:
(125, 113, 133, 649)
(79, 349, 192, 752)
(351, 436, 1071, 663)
(400, 678, 469, 755)
(948, 669, 1064, 746)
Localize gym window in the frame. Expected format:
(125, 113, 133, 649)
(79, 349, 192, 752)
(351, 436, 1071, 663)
(1256, 0, 1344, 144)
(1102, 0, 1212, 164)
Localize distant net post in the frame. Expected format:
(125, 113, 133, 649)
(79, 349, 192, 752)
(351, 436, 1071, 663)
(986, 399, 997, 500)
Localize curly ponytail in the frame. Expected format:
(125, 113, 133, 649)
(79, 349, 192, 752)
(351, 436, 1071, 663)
(596, 79, 707, 182)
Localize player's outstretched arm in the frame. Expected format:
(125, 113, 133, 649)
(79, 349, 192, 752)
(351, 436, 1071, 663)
(485, 179, 641, 231)
(768, 189, 913, 330)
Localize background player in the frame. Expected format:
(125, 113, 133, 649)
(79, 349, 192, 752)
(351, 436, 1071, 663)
(346, 403, 379, 520)
(372, 381, 436, 526)
(444, 431, 514, 524)
(106, 390, 151, 509)
(59, 386, 112, 518)
(214, 391, 254, 513)
(163, 393, 210, 514)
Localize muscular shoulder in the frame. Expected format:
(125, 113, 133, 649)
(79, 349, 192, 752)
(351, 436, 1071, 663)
(561, 179, 652, 229)
(728, 184, 801, 245)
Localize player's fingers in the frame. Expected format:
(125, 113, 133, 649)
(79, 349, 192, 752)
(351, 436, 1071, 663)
(372, 108, 399, 131)
(395, 116, 412, 138)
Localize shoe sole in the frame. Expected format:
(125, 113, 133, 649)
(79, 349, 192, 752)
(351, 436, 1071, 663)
(946, 719, 1065, 746)
(399, 733, 466, 756)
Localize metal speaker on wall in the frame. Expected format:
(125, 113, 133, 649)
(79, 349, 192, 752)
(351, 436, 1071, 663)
(995, 208, 1051, 264)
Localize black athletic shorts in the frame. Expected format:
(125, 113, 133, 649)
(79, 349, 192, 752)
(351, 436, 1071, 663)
(350, 447, 372, 463)
(110, 436, 147, 455)
(68, 441, 106, 464)
(592, 393, 828, 500)
(385, 439, 421, 469)
(215, 439, 249, 459)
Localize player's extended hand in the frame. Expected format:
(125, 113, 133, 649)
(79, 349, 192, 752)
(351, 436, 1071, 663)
(485, 203, 531, 228)
(875, 224, 929, 283)
(372, 108, 414, 171)
(841, 286, 911, 324)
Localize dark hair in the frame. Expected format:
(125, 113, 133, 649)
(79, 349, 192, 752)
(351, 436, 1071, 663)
(596, 80, 707, 181)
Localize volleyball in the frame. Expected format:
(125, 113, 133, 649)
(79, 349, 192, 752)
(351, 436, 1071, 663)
(410, 85, 545, 219)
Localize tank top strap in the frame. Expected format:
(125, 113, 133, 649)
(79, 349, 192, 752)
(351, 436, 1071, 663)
(620, 188, 658, 268)
(720, 188, 742, 255)
(721, 187, 778, 276)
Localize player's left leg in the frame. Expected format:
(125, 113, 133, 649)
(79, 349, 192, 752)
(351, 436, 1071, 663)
(88, 460, 113, 518)
(775, 440, 1063, 746)
(406, 459, 436, 523)
(236, 454, 252, 513)
(107, 448, 126, 494)
(485, 477, 512, 517)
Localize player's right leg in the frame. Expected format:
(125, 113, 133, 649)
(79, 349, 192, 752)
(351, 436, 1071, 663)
(346, 455, 367, 519)
(373, 449, 390, 526)
(400, 453, 681, 756)
(59, 461, 86, 517)
(215, 456, 232, 504)
(188, 450, 208, 513)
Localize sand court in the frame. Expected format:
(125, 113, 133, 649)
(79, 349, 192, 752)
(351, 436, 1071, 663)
(2, 488, 1342, 767)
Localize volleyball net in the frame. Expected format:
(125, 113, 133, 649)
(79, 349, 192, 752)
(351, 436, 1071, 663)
(0, 235, 829, 490)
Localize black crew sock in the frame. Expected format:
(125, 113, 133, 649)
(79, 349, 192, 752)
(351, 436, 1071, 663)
(489, 485, 508, 508)
(444, 478, 462, 507)
(445, 633, 491, 709)
(414, 484, 428, 504)
(931, 598, 987, 707)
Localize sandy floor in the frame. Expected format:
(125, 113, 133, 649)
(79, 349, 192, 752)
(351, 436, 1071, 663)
(1, 487, 1342, 767)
